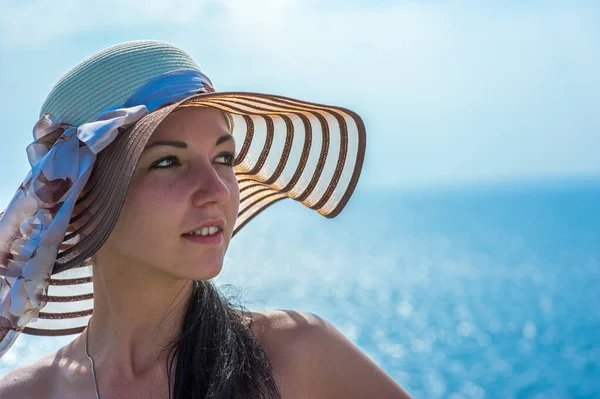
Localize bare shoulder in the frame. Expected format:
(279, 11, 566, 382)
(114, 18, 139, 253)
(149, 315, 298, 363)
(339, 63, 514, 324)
(0, 338, 87, 399)
(0, 350, 58, 398)
(246, 309, 324, 342)
(249, 309, 413, 399)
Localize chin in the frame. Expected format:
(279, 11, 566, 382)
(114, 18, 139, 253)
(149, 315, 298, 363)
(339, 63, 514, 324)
(185, 257, 224, 280)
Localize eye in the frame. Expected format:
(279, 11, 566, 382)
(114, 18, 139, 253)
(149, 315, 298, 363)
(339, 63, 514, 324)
(215, 152, 235, 167)
(150, 155, 180, 170)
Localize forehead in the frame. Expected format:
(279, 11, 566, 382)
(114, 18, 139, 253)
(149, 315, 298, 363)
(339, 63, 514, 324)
(150, 106, 231, 142)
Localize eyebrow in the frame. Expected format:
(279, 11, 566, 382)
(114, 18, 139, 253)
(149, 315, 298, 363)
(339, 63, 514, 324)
(143, 135, 234, 152)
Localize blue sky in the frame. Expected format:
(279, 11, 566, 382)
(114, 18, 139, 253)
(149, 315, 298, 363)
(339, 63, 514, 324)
(1, 0, 599, 208)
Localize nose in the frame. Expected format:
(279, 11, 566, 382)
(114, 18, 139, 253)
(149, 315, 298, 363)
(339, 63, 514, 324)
(189, 160, 230, 207)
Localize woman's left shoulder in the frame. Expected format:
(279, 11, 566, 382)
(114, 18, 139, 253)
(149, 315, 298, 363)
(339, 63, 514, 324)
(248, 309, 413, 399)
(246, 309, 323, 340)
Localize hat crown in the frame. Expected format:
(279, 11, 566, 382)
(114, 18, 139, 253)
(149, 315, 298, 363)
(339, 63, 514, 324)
(39, 40, 202, 126)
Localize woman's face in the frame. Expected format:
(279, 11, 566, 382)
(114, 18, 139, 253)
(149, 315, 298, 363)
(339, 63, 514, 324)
(95, 106, 239, 280)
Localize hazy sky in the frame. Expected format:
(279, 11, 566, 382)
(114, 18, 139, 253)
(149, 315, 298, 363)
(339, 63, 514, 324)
(1, 0, 599, 207)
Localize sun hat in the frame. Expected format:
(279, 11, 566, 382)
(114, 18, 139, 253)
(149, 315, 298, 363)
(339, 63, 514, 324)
(0, 40, 366, 358)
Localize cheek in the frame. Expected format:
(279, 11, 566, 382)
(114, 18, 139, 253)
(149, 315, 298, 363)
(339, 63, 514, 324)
(111, 182, 182, 247)
(227, 179, 240, 221)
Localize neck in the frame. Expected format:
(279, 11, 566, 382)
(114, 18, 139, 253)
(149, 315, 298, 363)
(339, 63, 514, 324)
(84, 258, 194, 381)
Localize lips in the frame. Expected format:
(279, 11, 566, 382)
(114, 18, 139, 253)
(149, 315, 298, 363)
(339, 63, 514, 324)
(182, 230, 223, 245)
(182, 218, 226, 236)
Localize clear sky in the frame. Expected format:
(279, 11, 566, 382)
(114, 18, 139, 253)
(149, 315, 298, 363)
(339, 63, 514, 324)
(1, 0, 599, 208)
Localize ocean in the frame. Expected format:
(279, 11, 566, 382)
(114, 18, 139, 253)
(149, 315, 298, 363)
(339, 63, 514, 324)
(1, 178, 599, 398)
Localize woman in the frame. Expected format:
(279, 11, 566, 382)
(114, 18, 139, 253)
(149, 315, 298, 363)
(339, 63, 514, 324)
(0, 40, 411, 398)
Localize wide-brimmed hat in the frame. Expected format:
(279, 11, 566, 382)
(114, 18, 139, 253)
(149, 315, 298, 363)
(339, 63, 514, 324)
(0, 40, 365, 357)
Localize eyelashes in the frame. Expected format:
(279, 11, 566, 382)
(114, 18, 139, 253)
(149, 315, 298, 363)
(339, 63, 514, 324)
(149, 153, 235, 170)
(215, 152, 235, 166)
(149, 155, 180, 169)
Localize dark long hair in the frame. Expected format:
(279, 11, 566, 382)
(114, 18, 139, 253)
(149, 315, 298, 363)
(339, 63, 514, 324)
(164, 280, 281, 399)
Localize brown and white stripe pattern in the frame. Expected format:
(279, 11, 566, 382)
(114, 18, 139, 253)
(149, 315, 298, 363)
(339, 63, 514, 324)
(19, 92, 366, 336)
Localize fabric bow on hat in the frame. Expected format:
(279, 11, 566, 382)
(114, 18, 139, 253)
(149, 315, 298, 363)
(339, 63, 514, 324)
(0, 69, 215, 358)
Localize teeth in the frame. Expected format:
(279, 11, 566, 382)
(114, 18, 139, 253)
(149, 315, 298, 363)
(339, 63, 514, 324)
(189, 226, 220, 236)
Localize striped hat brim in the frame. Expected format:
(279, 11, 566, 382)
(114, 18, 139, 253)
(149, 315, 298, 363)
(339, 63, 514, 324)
(20, 90, 366, 337)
